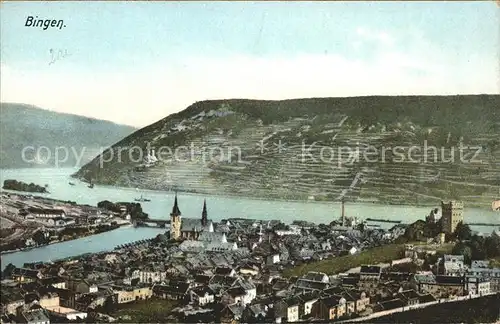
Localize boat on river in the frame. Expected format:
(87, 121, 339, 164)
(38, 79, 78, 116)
(134, 188, 151, 202)
(134, 195, 151, 202)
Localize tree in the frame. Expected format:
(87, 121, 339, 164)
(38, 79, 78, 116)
(2, 263, 16, 279)
(454, 222, 472, 241)
(356, 222, 366, 232)
(273, 223, 289, 231)
(423, 253, 440, 270)
(403, 220, 426, 241)
(452, 242, 472, 264)
(484, 235, 500, 258)
(102, 295, 117, 313)
(470, 235, 487, 260)
(33, 230, 49, 245)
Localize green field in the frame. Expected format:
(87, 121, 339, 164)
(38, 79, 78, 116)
(282, 242, 456, 278)
(410, 241, 455, 254)
(111, 298, 178, 323)
(283, 244, 405, 277)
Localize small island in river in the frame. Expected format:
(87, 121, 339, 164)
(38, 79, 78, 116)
(2, 179, 48, 193)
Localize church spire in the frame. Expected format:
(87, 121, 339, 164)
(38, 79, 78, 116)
(201, 199, 208, 226)
(171, 192, 181, 216)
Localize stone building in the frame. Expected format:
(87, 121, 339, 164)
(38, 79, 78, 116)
(170, 194, 182, 240)
(441, 201, 464, 234)
(170, 194, 212, 240)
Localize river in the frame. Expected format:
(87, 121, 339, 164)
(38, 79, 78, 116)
(1, 167, 499, 267)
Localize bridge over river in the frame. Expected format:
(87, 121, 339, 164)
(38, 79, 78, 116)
(133, 219, 170, 228)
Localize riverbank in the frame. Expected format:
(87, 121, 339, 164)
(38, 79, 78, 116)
(69, 176, 467, 210)
(2, 167, 498, 268)
(70, 171, 496, 210)
(0, 222, 130, 255)
(3, 168, 499, 233)
(0, 191, 132, 253)
(1, 226, 165, 268)
(0, 189, 75, 204)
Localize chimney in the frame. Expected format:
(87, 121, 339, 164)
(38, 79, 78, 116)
(341, 198, 345, 226)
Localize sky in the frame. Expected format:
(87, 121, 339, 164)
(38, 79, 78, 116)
(1, 1, 499, 127)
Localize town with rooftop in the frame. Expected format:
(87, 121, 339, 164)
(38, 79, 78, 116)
(2, 1, 500, 323)
(1, 193, 500, 323)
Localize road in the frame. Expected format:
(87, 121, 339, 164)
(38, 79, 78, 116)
(338, 292, 499, 323)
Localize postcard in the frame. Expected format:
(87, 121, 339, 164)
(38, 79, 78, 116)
(1, 1, 499, 323)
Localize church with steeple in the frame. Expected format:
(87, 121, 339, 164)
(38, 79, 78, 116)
(169, 193, 213, 240)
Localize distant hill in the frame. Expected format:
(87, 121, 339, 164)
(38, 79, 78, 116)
(0, 103, 136, 168)
(74, 95, 500, 207)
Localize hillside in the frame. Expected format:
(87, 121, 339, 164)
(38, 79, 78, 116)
(0, 103, 136, 168)
(74, 95, 500, 207)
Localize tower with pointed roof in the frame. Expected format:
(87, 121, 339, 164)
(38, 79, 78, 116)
(170, 193, 182, 240)
(201, 199, 208, 227)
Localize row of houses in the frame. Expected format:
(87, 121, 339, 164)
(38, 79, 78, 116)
(436, 255, 500, 293)
(18, 206, 119, 228)
(3, 212, 498, 323)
